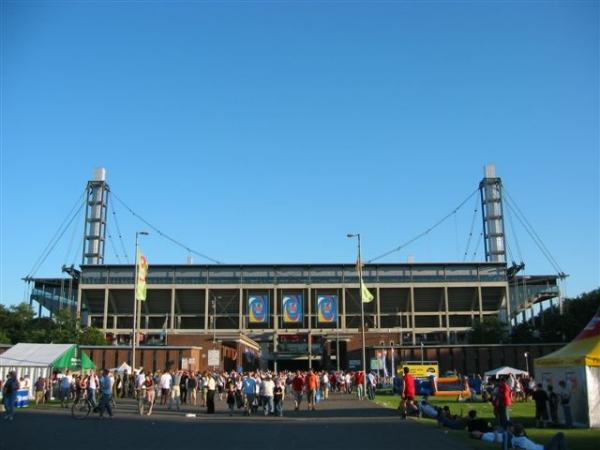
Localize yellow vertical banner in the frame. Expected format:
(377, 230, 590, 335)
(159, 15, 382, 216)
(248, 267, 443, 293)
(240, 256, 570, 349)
(136, 248, 148, 301)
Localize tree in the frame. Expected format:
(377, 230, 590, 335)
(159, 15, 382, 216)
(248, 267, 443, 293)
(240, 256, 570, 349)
(78, 327, 107, 345)
(469, 316, 507, 344)
(509, 288, 600, 344)
(0, 302, 106, 345)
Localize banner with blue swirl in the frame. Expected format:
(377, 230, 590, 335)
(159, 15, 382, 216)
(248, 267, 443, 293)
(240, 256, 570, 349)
(282, 294, 303, 324)
(317, 294, 338, 324)
(248, 294, 269, 324)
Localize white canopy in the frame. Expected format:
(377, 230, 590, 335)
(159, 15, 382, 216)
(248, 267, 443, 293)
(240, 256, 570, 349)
(484, 366, 529, 377)
(0, 343, 74, 368)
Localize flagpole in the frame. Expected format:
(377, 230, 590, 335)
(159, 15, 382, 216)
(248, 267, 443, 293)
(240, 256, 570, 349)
(132, 231, 149, 371)
(132, 232, 139, 371)
(348, 232, 368, 398)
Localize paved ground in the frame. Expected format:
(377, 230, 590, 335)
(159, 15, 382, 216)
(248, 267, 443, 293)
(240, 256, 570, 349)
(0, 394, 471, 450)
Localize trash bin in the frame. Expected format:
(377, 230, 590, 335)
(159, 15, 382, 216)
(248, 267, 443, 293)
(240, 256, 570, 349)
(15, 389, 29, 408)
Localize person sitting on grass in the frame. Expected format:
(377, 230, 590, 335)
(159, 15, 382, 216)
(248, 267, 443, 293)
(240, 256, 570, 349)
(470, 428, 507, 444)
(418, 396, 440, 419)
(510, 422, 567, 450)
(437, 405, 467, 430)
(466, 409, 493, 433)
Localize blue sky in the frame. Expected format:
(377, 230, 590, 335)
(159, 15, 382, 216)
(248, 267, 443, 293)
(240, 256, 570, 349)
(1, 1, 598, 306)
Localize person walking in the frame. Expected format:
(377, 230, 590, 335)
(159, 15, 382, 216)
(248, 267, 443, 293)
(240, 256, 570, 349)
(532, 383, 549, 427)
(321, 372, 330, 401)
(306, 369, 319, 411)
(495, 377, 513, 429)
(226, 379, 236, 416)
(400, 367, 416, 419)
(143, 372, 156, 416)
(242, 373, 257, 416)
(188, 372, 197, 406)
(292, 370, 304, 411)
(206, 372, 216, 414)
(367, 371, 377, 400)
(59, 370, 73, 408)
(86, 369, 99, 410)
(98, 369, 114, 418)
(159, 370, 172, 406)
(355, 370, 365, 400)
(170, 370, 182, 411)
(274, 379, 284, 417)
(34, 377, 46, 406)
(261, 374, 275, 416)
(2, 371, 20, 421)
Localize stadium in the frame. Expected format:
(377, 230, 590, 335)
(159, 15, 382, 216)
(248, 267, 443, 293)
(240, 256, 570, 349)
(26, 165, 563, 374)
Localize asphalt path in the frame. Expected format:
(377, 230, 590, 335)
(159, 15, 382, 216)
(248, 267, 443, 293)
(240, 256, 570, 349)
(0, 394, 471, 450)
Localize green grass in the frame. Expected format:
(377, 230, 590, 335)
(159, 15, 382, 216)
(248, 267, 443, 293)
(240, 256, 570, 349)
(373, 393, 600, 450)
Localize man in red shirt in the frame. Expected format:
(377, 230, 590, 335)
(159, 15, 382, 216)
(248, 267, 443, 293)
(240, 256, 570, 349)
(291, 370, 304, 411)
(495, 377, 512, 428)
(401, 367, 416, 419)
(354, 371, 365, 400)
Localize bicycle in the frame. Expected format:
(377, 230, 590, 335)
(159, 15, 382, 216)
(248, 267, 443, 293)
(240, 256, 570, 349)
(71, 395, 98, 419)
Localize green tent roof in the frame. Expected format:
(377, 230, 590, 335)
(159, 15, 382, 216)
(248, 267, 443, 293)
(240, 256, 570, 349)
(52, 345, 96, 370)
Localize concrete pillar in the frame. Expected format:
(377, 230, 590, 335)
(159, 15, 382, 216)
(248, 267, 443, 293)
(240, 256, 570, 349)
(239, 287, 244, 330)
(444, 286, 450, 343)
(376, 286, 381, 329)
(204, 287, 209, 331)
(103, 288, 109, 329)
(170, 288, 176, 330)
(478, 286, 483, 322)
(410, 286, 416, 345)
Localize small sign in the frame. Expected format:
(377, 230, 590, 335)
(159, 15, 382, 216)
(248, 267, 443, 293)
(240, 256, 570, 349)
(208, 350, 220, 367)
(349, 359, 361, 369)
(370, 359, 380, 370)
(400, 363, 439, 378)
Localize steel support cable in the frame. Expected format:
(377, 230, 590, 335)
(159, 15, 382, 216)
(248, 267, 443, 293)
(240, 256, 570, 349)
(108, 194, 129, 263)
(105, 198, 122, 263)
(504, 199, 524, 264)
(503, 188, 562, 271)
(368, 188, 480, 263)
(64, 197, 85, 265)
(462, 195, 480, 262)
(69, 206, 86, 266)
(503, 190, 565, 275)
(471, 232, 483, 261)
(107, 231, 122, 263)
(111, 191, 223, 264)
(28, 199, 85, 278)
(505, 199, 563, 275)
(26, 190, 86, 278)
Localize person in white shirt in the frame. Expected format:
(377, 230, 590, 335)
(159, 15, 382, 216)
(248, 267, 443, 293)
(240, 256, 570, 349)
(86, 370, 99, 409)
(206, 372, 216, 414)
(159, 371, 172, 405)
(322, 373, 330, 400)
(260, 375, 275, 416)
(367, 372, 377, 400)
(511, 422, 566, 450)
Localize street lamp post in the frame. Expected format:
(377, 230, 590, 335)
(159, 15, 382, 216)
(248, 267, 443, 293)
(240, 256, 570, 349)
(132, 230, 149, 371)
(420, 341, 424, 365)
(524, 352, 530, 374)
(347, 233, 368, 398)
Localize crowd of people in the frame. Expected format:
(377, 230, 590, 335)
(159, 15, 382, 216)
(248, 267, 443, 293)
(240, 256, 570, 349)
(1, 364, 577, 450)
(2, 366, 381, 420)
